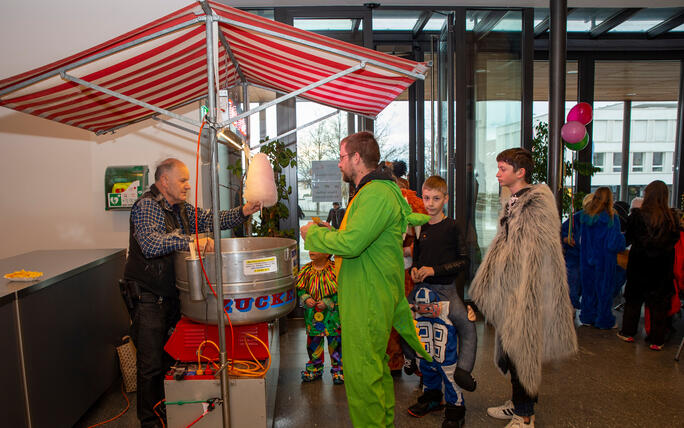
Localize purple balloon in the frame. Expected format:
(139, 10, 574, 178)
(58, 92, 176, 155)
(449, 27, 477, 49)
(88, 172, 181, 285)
(567, 102, 593, 125)
(561, 121, 586, 144)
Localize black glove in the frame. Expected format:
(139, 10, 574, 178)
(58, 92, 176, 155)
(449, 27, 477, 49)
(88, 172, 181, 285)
(404, 358, 418, 376)
(453, 367, 476, 392)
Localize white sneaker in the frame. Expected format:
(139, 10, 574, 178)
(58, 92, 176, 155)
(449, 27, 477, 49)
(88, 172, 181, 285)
(504, 414, 535, 427)
(487, 400, 515, 419)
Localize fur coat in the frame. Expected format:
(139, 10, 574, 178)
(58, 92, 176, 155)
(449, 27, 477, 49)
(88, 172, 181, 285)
(470, 184, 578, 395)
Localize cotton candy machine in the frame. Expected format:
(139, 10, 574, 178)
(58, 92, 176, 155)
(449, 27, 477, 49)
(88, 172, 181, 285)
(174, 237, 298, 325)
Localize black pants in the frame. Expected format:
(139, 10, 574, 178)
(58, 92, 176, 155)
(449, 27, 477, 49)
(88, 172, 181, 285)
(503, 354, 538, 417)
(621, 294, 669, 346)
(130, 293, 180, 428)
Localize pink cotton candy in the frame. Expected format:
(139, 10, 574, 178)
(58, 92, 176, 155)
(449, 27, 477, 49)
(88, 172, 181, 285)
(244, 153, 278, 207)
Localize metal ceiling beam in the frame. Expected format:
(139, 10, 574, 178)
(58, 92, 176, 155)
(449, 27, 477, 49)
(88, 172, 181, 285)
(589, 8, 642, 38)
(472, 10, 508, 40)
(534, 8, 575, 37)
(412, 10, 432, 37)
(352, 18, 361, 32)
(647, 8, 684, 39)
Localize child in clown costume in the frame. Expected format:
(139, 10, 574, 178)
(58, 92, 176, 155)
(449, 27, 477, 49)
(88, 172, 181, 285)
(297, 251, 343, 384)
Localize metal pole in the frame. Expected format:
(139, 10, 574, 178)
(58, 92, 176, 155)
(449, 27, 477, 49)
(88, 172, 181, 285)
(673, 59, 684, 208)
(620, 100, 631, 202)
(216, 17, 426, 80)
(217, 63, 365, 128)
(430, 35, 436, 176)
(548, 0, 567, 213)
(251, 111, 338, 149)
(242, 82, 250, 144)
(60, 73, 203, 128)
(522, 8, 534, 151)
(203, 8, 231, 427)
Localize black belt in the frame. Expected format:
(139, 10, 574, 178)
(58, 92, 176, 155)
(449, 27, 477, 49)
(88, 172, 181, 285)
(138, 290, 165, 304)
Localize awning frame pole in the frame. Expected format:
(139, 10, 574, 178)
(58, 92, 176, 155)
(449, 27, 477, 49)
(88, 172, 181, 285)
(231, 80, 378, 120)
(0, 17, 205, 98)
(216, 16, 426, 80)
(97, 94, 207, 135)
(60, 72, 202, 128)
(217, 62, 365, 128)
(200, 3, 231, 428)
(250, 110, 338, 150)
(217, 30, 246, 83)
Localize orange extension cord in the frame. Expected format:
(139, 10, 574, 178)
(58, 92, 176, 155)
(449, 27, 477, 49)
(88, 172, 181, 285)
(86, 381, 130, 428)
(87, 121, 271, 428)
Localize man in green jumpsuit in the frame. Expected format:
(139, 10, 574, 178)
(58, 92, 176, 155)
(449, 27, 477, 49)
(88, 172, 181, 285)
(301, 131, 431, 427)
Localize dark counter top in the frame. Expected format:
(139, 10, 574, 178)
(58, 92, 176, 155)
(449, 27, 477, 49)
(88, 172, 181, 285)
(0, 249, 126, 303)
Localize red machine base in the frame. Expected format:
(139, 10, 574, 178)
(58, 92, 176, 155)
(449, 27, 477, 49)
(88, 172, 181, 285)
(164, 317, 269, 362)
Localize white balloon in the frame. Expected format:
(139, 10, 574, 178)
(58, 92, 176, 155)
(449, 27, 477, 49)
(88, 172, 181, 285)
(244, 153, 278, 208)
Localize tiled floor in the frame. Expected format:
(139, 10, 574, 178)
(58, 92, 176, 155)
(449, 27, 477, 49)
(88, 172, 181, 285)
(76, 310, 684, 427)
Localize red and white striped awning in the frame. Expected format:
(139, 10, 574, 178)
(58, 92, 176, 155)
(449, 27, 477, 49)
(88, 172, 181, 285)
(0, 1, 428, 135)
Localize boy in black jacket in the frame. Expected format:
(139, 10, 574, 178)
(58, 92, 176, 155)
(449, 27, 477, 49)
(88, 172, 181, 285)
(406, 175, 477, 428)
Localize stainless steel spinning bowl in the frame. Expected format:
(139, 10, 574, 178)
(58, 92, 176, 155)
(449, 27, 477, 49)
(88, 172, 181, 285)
(174, 237, 298, 325)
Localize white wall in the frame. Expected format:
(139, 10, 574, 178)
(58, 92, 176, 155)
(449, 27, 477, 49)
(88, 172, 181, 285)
(0, 0, 205, 259)
(0, 104, 205, 259)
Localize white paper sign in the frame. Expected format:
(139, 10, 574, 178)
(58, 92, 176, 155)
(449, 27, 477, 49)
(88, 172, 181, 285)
(311, 160, 342, 202)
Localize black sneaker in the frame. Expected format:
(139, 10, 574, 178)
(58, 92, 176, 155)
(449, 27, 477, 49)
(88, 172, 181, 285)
(408, 390, 444, 418)
(442, 403, 465, 428)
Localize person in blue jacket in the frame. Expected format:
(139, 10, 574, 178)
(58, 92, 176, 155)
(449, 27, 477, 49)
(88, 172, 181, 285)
(578, 187, 626, 329)
(561, 194, 594, 310)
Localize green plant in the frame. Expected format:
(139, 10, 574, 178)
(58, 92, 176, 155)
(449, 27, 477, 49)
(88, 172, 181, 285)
(530, 121, 601, 215)
(250, 138, 297, 238)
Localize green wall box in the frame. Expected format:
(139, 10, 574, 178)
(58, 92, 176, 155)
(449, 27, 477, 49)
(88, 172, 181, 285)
(105, 165, 149, 210)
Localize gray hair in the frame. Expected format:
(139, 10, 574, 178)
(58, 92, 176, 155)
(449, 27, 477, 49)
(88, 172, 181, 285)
(155, 158, 185, 181)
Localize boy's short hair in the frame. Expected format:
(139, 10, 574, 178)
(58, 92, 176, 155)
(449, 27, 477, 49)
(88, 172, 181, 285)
(496, 148, 533, 183)
(423, 175, 448, 195)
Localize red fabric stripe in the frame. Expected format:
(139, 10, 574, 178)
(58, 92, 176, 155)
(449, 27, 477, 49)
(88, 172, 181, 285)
(28, 44, 207, 115)
(49, 66, 207, 123)
(83, 85, 209, 132)
(230, 42, 401, 101)
(209, 2, 422, 72)
(72, 65, 229, 129)
(65, 68, 209, 127)
(3, 27, 203, 105)
(0, 9, 200, 91)
(41, 55, 211, 121)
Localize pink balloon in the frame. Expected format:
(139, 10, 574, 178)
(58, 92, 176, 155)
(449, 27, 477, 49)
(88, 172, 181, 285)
(567, 102, 593, 125)
(561, 121, 586, 144)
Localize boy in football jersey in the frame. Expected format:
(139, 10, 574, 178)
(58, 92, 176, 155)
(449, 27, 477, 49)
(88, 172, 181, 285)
(406, 175, 477, 428)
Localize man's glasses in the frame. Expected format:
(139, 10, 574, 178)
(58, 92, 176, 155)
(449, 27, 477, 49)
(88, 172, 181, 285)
(340, 152, 355, 161)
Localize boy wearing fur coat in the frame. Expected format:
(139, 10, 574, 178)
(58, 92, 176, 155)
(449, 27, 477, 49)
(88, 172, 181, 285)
(469, 148, 577, 428)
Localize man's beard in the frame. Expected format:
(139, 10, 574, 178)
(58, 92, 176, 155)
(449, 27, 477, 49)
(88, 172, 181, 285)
(342, 171, 353, 183)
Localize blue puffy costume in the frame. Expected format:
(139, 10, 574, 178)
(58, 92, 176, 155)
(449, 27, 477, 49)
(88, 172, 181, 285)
(578, 211, 626, 329)
(561, 211, 583, 309)
(407, 283, 477, 406)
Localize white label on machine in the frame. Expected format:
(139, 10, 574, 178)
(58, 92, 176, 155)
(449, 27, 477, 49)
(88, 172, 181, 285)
(243, 257, 278, 275)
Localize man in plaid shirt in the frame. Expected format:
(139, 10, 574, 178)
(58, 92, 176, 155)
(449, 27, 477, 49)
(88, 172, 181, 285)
(122, 158, 261, 427)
